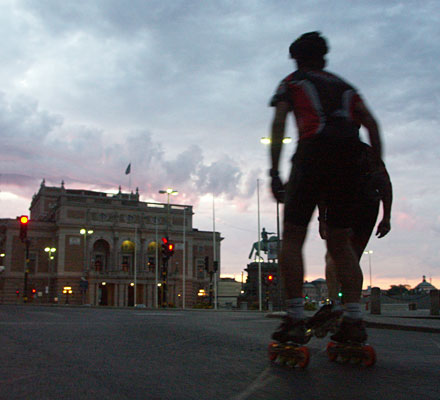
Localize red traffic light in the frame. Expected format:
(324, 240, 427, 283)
(31, 288, 36, 294)
(18, 215, 29, 241)
(161, 237, 168, 244)
(267, 275, 274, 281)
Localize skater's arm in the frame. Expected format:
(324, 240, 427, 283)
(376, 168, 393, 238)
(355, 101, 382, 161)
(270, 101, 290, 172)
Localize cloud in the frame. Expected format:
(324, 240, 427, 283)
(0, 91, 256, 205)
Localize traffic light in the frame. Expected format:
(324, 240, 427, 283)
(265, 274, 275, 286)
(161, 237, 175, 260)
(31, 288, 36, 297)
(161, 237, 169, 259)
(167, 242, 175, 257)
(204, 256, 209, 271)
(18, 215, 29, 242)
(338, 291, 343, 298)
(16, 289, 20, 297)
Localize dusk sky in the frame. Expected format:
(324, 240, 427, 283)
(1, 1, 439, 290)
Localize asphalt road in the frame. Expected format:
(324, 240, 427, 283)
(1, 306, 439, 400)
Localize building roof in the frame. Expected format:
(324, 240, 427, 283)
(414, 276, 436, 291)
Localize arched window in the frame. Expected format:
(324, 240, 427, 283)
(93, 239, 110, 272)
(121, 240, 135, 272)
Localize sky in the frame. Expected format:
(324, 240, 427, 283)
(1, 0, 439, 290)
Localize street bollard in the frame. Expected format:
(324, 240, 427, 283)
(370, 287, 381, 315)
(430, 290, 439, 316)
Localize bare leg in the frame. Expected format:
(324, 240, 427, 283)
(326, 227, 363, 304)
(280, 223, 308, 299)
(325, 252, 340, 300)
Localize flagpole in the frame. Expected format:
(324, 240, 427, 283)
(257, 179, 262, 312)
(134, 224, 137, 306)
(155, 217, 159, 309)
(213, 195, 217, 310)
(183, 207, 186, 309)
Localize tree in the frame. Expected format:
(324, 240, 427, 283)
(387, 284, 410, 296)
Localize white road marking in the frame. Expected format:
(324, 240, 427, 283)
(231, 367, 276, 400)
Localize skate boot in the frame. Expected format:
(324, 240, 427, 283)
(330, 317, 367, 343)
(271, 316, 309, 344)
(306, 303, 343, 337)
(326, 318, 375, 366)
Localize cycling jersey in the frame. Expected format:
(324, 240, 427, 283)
(271, 70, 365, 141)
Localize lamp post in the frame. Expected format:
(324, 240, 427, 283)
(158, 189, 178, 307)
(364, 250, 373, 289)
(158, 188, 178, 238)
(260, 137, 292, 310)
(80, 229, 94, 274)
(44, 247, 56, 303)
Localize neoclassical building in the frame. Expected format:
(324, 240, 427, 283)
(0, 181, 221, 307)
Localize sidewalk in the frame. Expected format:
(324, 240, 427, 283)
(363, 309, 440, 333)
(267, 309, 440, 334)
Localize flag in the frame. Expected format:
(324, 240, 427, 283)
(125, 163, 131, 175)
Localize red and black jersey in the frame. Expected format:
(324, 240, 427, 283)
(270, 69, 365, 141)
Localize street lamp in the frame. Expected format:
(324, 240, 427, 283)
(80, 229, 94, 274)
(158, 189, 178, 307)
(260, 137, 292, 144)
(158, 189, 178, 238)
(364, 250, 373, 289)
(44, 247, 56, 303)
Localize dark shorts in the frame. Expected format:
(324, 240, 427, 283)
(352, 199, 380, 238)
(284, 137, 364, 228)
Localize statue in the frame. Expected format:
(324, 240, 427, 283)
(249, 228, 279, 260)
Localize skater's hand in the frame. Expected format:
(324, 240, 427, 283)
(271, 176, 285, 203)
(376, 218, 391, 238)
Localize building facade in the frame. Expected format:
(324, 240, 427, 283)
(217, 278, 243, 308)
(0, 181, 221, 307)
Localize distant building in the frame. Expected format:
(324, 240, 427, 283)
(243, 261, 329, 307)
(217, 278, 242, 308)
(310, 278, 329, 300)
(414, 275, 437, 293)
(0, 181, 222, 307)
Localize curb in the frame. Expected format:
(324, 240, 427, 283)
(365, 321, 440, 334)
(265, 311, 440, 333)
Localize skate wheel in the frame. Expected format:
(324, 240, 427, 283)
(285, 357, 297, 368)
(326, 342, 337, 362)
(350, 357, 361, 365)
(297, 346, 310, 368)
(362, 345, 376, 367)
(338, 355, 350, 364)
(268, 342, 278, 362)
